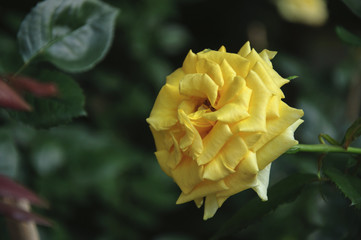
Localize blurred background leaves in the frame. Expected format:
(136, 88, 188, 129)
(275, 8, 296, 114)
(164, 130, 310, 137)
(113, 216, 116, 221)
(1, 0, 361, 239)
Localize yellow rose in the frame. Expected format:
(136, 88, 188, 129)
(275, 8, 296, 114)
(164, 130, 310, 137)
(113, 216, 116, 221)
(146, 42, 304, 220)
(275, 0, 328, 26)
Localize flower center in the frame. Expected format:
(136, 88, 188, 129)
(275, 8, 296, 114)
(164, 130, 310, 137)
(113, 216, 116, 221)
(203, 99, 216, 112)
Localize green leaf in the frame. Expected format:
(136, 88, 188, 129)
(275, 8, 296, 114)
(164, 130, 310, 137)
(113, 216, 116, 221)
(212, 173, 317, 240)
(318, 133, 340, 146)
(342, 117, 361, 148)
(17, 0, 119, 73)
(336, 26, 361, 47)
(341, 0, 361, 19)
(286, 75, 298, 80)
(324, 167, 361, 207)
(7, 71, 85, 128)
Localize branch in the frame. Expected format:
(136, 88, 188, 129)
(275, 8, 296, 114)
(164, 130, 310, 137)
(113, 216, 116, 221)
(287, 144, 361, 155)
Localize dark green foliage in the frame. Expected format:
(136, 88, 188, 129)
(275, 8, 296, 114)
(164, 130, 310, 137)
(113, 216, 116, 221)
(336, 26, 361, 47)
(342, 117, 361, 148)
(342, 0, 361, 19)
(212, 174, 317, 240)
(325, 167, 361, 207)
(7, 71, 85, 128)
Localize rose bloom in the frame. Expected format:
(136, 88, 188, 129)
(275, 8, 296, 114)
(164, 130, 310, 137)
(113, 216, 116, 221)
(146, 42, 304, 220)
(275, 0, 328, 26)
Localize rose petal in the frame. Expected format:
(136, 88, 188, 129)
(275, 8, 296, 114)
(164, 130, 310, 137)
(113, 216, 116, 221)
(216, 75, 247, 108)
(196, 58, 224, 87)
(198, 50, 250, 78)
(246, 49, 289, 88)
(196, 122, 233, 165)
(194, 197, 204, 208)
(252, 163, 271, 201)
(252, 62, 285, 98)
(203, 158, 235, 181)
(187, 110, 214, 138)
(146, 84, 184, 131)
(178, 110, 203, 158)
(166, 134, 182, 169)
(259, 49, 277, 67)
(216, 151, 259, 202)
(166, 68, 185, 86)
(203, 97, 250, 123)
(218, 46, 226, 52)
(203, 135, 248, 181)
(150, 126, 172, 151)
(154, 150, 172, 176)
(251, 101, 304, 153)
(238, 41, 251, 57)
(256, 119, 304, 169)
(220, 59, 237, 88)
(238, 132, 262, 148)
(176, 179, 229, 204)
(178, 99, 198, 115)
(203, 194, 219, 220)
(233, 70, 272, 133)
(182, 50, 197, 74)
(205, 77, 252, 123)
(171, 156, 203, 194)
(179, 73, 219, 106)
(266, 95, 281, 119)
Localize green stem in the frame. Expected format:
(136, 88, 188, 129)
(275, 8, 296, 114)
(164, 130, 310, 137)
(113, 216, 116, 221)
(287, 144, 361, 155)
(13, 37, 59, 77)
(13, 61, 31, 77)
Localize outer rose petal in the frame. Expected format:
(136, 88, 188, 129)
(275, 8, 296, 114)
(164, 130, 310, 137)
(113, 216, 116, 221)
(246, 49, 289, 88)
(266, 95, 281, 119)
(251, 101, 304, 154)
(216, 151, 260, 205)
(252, 62, 284, 98)
(166, 68, 185, 86)
(176, 179, 229, 205)
(256, 119, 304, 169)
(146, 84, 184, 130)
(203, 194, 219, 220)
(238, 41, 251, 57)
(171, 156, 203, 194)
(154, 150, 172, 176)
(259, 49, 277, 67)
(252, 163, 271, 201)
(149, 126, 172, 151)
(182, 50, 197, 73)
